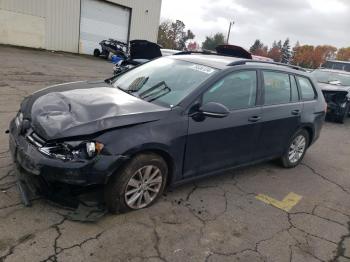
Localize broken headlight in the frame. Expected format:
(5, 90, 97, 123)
(15, 112, 23, 128)
(85, 141, 104, 158)
(38, 141, 104, 161)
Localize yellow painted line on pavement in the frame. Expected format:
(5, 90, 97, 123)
(255, 192, 303, 212)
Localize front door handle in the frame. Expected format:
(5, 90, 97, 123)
(248, 116, 261, 122)
(291, 109, 301, 116)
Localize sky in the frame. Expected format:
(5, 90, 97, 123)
(160, 0, 350, 49)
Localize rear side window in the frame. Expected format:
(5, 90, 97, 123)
(203, 71, 257, 110)
(296, 76, 316, 100)
(263, 71, 291, 105)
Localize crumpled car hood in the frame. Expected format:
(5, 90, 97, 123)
(319, 83, 350, 93)
(23, 82, 169, 140)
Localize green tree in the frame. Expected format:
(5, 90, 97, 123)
(157, 20, 195, 50)
(250, 39, 268, 57)
(178, 29, 195, 50)
(281, 38, 291, 64)
(157, 20, 173, 48)
(277, 40, 282, 50)
(249, 39, 264, 54)
(202, 33, 225, 51)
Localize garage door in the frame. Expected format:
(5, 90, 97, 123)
(79, 0, 130, 55)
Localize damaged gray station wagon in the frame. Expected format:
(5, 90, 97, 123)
(9, 53, 326, 213)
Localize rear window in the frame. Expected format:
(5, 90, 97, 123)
(296, 76, 316, 100)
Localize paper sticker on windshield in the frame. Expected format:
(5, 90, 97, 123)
(190, 64, 215, 74)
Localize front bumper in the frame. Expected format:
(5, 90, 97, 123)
(322, 91, 349, 118)
(9, 119, 126, 192)
(325, 101, 348, 118)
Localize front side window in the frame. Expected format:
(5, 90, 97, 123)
(263, 71, 291, 105)
(202, 71, 257, 110)
(113, 57, 217, 107)
(296, 76, 316, 100)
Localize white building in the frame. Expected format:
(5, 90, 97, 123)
(0, 0, 162, 54)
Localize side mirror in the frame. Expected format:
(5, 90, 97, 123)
(199, 102, 230, 118)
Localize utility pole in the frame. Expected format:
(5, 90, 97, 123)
(226, 21, 234, 44)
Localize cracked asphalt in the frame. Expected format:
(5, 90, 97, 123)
(0, 45, 349, 262)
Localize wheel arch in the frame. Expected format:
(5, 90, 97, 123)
(106, 145, 175, 187)
(300, 125, 314, 146)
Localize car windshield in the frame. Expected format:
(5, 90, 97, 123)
(112, 57, 217, 107)
(311, 70, 350, 86)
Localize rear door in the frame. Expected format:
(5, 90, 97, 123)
(254, 71, 303, 160)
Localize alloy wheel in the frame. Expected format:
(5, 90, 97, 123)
(124, 165, 163, 209)
(288, 135, 306, 164)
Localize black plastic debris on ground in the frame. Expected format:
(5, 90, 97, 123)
(15, 173, 108, 223)
(47, 187, 108, 223)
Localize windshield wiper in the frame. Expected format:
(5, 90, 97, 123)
(139, 81, 171, 102)
(115, 77, 149, 95)
(127, 77, 149, 93)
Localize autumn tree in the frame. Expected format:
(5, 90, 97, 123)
(291, 44, 337, 68)
(157, 20, 195, 50)
(291, 45, 315, 68)
(202, 33, 225, 51)
(313, 45, 337, 67)
(267, 41, 282, 62)
(337, 47, 350, 61)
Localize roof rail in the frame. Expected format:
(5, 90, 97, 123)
(173, 50, 216, 56)
(228, 60, 306, 72)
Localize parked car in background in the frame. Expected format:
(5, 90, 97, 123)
(113, 40, 162, 75)
(9, 54, 326, 213)
(251, 55, 274, 62)
(311, 69, 350, 123)
(161, 49, 181, 56)
(93, 39, 128, 59)
(322, 60, 350, 72)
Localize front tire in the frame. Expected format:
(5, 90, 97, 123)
(105, 153, 168, 214)
(281, 129, 309, 168)
(93, 48, 101, 57)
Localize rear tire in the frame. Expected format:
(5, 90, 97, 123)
(105, 153, 168, 214)
(281, 129, 309, 168)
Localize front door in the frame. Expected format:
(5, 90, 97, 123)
(183, 70, 262, 178)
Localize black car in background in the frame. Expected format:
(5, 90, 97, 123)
(311, 69, 350, 123)
(9, 54, 326, 213)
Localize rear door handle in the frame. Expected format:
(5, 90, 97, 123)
(291, 109, 301, 116)
(248, 116, 261, 122)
